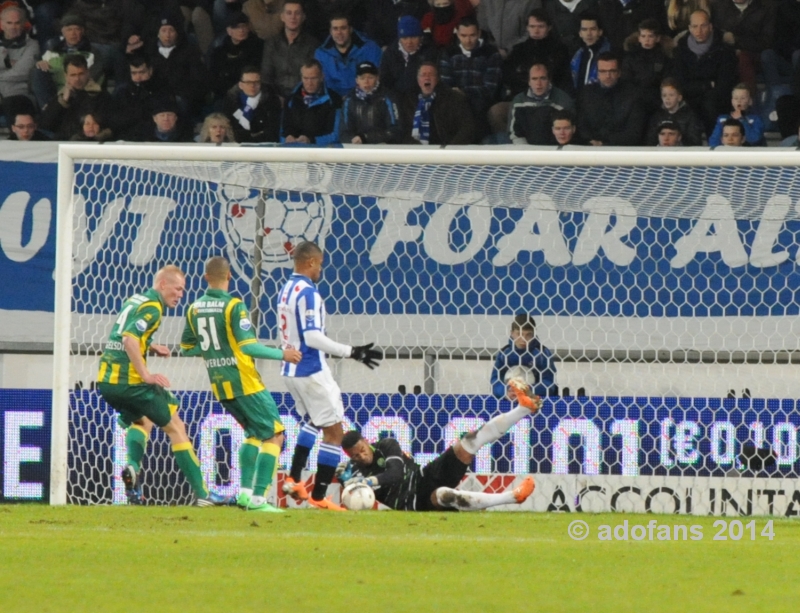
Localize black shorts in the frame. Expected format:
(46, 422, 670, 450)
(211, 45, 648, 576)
(413, 446, 469, 511)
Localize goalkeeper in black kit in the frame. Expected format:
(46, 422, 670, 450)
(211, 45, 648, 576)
(339, 380, 539, 511)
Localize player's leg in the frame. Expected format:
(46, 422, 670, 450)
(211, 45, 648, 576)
(281, 377, 315, 501)
(307, 421, 345, 509)
(122, 417, 154, 505)
(239, 391, 285, 513)
(458, 379, 541, 456)
(152, 390, 227, 506)
(99, 382, 152, 505)
(431, 477, 535, 511)
(300, 371, 347, 510)
(219, 397, 260, 507)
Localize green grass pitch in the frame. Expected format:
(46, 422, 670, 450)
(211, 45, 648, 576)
(1, 506, 798, 613)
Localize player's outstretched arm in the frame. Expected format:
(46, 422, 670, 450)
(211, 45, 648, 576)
(350, 343, 382, 369)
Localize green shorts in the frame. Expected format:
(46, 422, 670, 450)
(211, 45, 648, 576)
(98, 382, 179, 429)
(221, 390, 284, 441)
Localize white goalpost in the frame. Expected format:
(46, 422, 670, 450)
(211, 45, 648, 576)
(52, 144, 800, 514)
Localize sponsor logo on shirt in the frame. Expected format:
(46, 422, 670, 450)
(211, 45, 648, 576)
(305, 309, 315, 323)
(135, 319, 148, 332)
(240, 318, 252, 331)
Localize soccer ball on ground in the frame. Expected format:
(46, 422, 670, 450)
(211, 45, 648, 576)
(341, 483, 376, 511)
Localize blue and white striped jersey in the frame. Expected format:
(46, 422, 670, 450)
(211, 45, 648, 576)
(277, 273, 327, 377)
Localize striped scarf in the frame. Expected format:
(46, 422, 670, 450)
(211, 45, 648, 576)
(411, 92, 436, 144)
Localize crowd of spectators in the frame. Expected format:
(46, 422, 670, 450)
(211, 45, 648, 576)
(1, 0, 799, 146)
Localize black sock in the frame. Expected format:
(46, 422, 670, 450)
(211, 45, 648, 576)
(289, 445, 312, 483)
(312, 462, 336, 501)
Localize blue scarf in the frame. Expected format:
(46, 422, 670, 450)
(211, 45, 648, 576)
(302, 88, 321, 107)
(412, 92, 436, 144)
(238, 91, 256, 122)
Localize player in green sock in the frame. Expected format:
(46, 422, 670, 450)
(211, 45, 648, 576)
(181, 256, 301, 512)
(98, 265, 228, 507)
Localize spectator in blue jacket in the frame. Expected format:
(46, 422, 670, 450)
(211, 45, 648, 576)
(708, 83, 765, 147)
(281, 58, 341, 144)
(570, 13, 611, 92)
(314, 13, 382, 97)
(490, 314, 558, 399)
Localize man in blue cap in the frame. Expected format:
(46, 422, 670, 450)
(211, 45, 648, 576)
(379, 15, 436, 96)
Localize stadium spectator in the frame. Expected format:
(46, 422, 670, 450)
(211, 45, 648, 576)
(70, 111, 113, 141)
(180, 1, 216, 54)
(139, 12, 209, 118)
(132, 97, 194, 142)
(212, 0, 245, 33)
(198, 111, 237, 142)
(779, 124, 800, 147)
(672, 9, 737, 135)
(665, 0, 711, 36)
(339, 61, 402, 144)
(774, 62, 800, 138)
(718, 116, 745, 146)
(0, 4, 39, 115)
(760, 0, 800, 127)
(421, 0, 475, 50)
(508, 62, 575, 144)
(338, 383, 538, 511)
(314, 13, 382, 97)
(400, 61, 476, 144)
(260, 0, 318, 97)
(28, 1, 64, 45)
(32, 13, 105, 110)
(207, 11, 263, 102)
(577, 51, 646, 145)
(113, 54, 170, 139)
(39, 54, 113, 140)
(439, 16, 502, 139)
(551, 108, 582, 145)
(364, 0, 428, 48)
(712, 0, 775, 97)
(242, 0, 284, 40)
(707, 82, 765, 147)
(503, 9, 572, 98)
(379, 15, 436, 97)
(655, 118, 682, 145)
(596, 0, 667, 52)
(543, 0, 599, 55)
(475, 0, 540, 56)
(281, 58, 341, 143)
(68, 0, 145, 84)
(644, 77, 704, 145)
(6, 111, 50, 140)
(490, 313, 557, 399)
(223, 65, 282, 142)
(570, 13, 611, 92)
(621, 18, 672, 114)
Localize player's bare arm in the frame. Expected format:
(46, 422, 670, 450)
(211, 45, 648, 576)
(149, 344, 171, 357)
(122, 335, 170, 387)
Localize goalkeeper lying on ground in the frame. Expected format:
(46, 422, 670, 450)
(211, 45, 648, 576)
(338, 379, 540, 511)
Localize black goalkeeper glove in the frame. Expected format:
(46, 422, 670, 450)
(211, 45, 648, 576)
(350, 343, 382, 369)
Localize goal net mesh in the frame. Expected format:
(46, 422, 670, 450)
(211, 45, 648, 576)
(63, 154, 800, 513)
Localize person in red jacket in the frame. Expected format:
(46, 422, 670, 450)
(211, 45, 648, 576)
(420, 0, 474, 50)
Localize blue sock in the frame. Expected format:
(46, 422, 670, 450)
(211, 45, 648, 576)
(289, 423, 318, 482)
(312, 442, 341, 500)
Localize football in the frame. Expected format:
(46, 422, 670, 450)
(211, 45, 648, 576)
(341, 482, 376, 511)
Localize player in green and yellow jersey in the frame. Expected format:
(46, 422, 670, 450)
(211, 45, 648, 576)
(180, 256, 302, 513)
(97, 265, 229, 507)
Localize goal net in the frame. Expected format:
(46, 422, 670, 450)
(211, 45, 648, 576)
(53, 145, 800, 515)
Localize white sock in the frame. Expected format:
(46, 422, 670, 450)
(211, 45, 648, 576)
(249, 495, 266, 507)
(459, 405, 531, 454)
(240, 488, 253, 497)
(435, 487, 516, 511)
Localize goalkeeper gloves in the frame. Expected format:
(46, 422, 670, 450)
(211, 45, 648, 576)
(344, 475, 379, 489)
(335, 460, 354, 483)
(350, 343, 382, 369)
